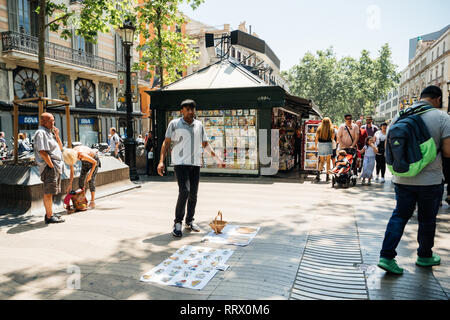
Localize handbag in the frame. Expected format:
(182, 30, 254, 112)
(71, 188, 88, 212)
(147, 151, 154, 159)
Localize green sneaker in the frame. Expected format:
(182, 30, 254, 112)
(377, 258, 404, 275)
(416, 254, 441, 267)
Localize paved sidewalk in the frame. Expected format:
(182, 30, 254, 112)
(0, 174, 448, 300)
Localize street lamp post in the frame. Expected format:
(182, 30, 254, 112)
(118, 20, 139, 181)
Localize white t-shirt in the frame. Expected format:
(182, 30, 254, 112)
(109, 133, 120, 152)
(374, 131, 386, 145)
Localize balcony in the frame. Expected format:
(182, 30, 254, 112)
(1, 31, 124, 74)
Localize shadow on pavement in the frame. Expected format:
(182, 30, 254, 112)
(7, 221, 48, 234)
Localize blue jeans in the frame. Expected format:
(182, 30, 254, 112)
(380, 183, 444, 259)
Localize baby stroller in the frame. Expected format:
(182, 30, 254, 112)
(331, 153, 357, 188)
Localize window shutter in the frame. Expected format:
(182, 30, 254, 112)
(7, 0, 19, 32)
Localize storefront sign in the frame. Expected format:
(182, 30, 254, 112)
(19, 116, 39, 125)
(78, 118, 95, 125)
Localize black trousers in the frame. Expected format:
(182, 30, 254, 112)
(174, 165, 200, 224)
(376, 154, 386, 178)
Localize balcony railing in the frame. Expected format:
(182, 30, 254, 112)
(1, 31, 124, 74)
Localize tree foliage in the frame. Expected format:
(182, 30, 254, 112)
(283, 44, 400, 123)
(36, 0, 204, 93)
(135, 0, 204, 87)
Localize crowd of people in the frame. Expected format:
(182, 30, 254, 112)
(311, 113, 388, 186)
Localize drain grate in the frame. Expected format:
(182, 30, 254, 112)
(290, 221, 368, 300)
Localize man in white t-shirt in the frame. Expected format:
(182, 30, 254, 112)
(158, 99, 223, 237)
(107, 127, 120, 159)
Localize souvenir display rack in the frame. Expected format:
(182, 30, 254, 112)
(272, 108, 300, 171)
(166, 109, 259, 174)
(303, 120, 321, 171)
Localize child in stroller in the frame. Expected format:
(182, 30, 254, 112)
(330, 150, 357, 187)
(331, 150, 351, 175)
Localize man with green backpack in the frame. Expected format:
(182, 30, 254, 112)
(378, 85, 450, 275)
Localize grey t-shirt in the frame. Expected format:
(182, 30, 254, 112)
(33, 126, 63, 174)
(391, 102, 450, 186)
(165, 117, 208, 166)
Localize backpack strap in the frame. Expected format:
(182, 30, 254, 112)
(399, 104, 434, 118)
(344, 125, 354, 145)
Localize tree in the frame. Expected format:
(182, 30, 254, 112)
(35, 0, 132, 94)
(283, 44, 400, 123)
(135, 0, 204, 87)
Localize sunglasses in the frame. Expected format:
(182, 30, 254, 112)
(345, 118, 352, 121)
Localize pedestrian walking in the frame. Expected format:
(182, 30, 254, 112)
(331, 125, 339, 167)
(145, 131, 155, 176)
(360, 136, 378, 185)
(157, 99, 223, 237)
(33, 113, 65, 224)
(292, 127, 302, 169)
(361, 116, 378, 137)
(374, 123, 387, 183)
(107, 128, 120, 160)
(378, 85, 450, 275)
(337, 114, 359, 177)
(63, 145, 100, 209)
(314, 117, 335, 182)
(356, 120, 368, 174)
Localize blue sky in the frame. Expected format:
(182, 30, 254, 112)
(180, 0, 450, 72)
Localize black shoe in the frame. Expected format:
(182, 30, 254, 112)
(45, 215, 65, 224)
(172, 222, 182, 237)
(326, 174, 330, 182)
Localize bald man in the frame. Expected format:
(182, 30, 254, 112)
(33, 112, 65, 224)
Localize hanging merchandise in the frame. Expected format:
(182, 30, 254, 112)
(272, 108, 300, 171)
(303, 120, 321, 171)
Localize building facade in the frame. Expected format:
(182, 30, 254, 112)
(185, 19, 288, 90)
(375, 87, 399, 123)
(399, 25, 450, 113)
(0, 0, 153, 149)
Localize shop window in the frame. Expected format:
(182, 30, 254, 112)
(78, 118, 99, 148)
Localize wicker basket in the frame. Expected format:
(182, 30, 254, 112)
(209, 211, 228, 234)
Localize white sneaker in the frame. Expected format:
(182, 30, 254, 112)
(185, 222, 201, 232)
(172, 222, 183, 237)
(375, 175, 379, 181)
(381, 177, 385, 183)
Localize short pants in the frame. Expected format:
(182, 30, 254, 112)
(41, 165, 61, 195)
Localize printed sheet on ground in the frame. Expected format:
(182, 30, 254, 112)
(140, 245, 233, 290)
(201, 225, 260, 246)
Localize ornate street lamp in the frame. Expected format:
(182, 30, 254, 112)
(117, 19, 139, 181)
